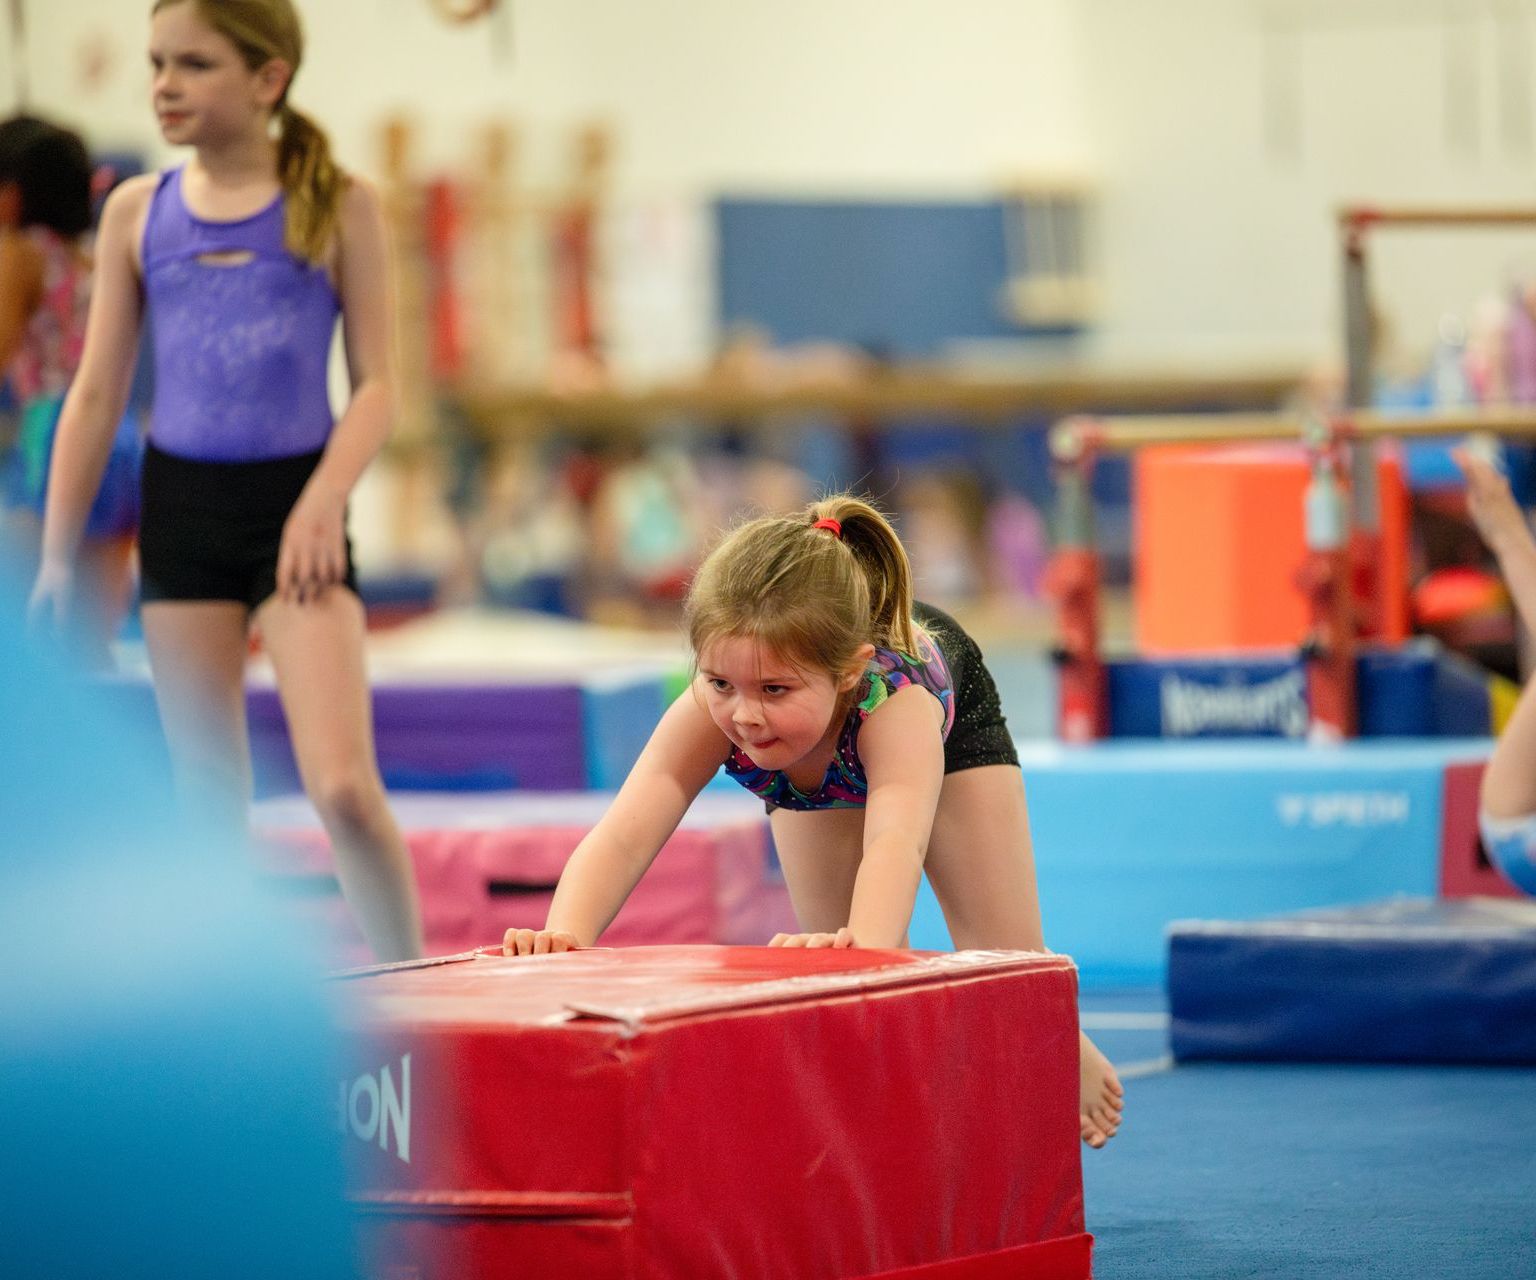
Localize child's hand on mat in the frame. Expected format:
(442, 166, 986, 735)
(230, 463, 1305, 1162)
(503, 928, 581, 956)
(768, 928, 856, 948)
(277, 485, 348, 604)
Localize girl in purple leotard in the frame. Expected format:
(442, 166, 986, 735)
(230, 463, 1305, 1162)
(31, 0, 422, 963)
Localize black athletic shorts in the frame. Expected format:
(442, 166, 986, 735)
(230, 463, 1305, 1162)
(913, 600, 1020, 775)
(139, 441, 357, 610)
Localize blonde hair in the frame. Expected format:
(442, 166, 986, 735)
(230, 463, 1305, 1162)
(153, 0, 345, 263)
(686, 495, 919, 685)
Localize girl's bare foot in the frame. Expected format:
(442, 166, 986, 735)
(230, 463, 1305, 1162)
(1080, 1030, 1124, 1149)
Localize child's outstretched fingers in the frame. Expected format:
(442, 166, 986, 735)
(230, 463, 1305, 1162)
(275, 535, 302, 604)
(27, 561, 73, 634)
(1452, 446, 1529, 555)
(503, 928, 579, 956)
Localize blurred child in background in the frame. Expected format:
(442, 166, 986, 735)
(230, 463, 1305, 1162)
(1455, 447, 1536, 895)
(0, 114, 141, 663)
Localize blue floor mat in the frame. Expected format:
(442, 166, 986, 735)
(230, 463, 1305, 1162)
(1167, 898, 1536, 1065)
(1084, 1062, 1536, 1279)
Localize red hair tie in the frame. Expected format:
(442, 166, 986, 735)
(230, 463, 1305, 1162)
(811, 518, 843, 539)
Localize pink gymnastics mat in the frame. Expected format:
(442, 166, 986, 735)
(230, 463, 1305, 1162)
(251, 790, 795, 966)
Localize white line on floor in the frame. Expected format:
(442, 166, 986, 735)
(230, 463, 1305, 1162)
(1115, 1054, 1175, 1080)
(1080, 1012, 1170, 1031)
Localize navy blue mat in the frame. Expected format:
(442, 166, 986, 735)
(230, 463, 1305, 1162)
(1168, 898, 1536, 1064)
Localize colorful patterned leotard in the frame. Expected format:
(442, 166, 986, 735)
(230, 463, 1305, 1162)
(6, 226, 141, 533)
(723, 624, 956, 810)
(8, 226, 88, 403)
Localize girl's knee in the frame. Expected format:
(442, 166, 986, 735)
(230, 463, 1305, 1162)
(309, 770, 386, 833)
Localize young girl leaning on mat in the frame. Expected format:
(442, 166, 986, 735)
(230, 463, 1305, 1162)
(503, 494, 1125, 1149)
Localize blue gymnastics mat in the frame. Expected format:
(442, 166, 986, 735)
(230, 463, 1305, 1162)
(911, 738, 1491, 985)
(1168, 897, 1536, 1064)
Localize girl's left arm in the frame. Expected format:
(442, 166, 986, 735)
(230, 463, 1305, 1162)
(842, 686, 947, 947)
(278, 177, 397, 603)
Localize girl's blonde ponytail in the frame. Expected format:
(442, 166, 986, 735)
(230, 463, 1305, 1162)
(275, 102, 345, 264)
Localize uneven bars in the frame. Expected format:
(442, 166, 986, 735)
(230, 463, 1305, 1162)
(1055, 406, 1536, 455)
(1341, 206, 1536, 229)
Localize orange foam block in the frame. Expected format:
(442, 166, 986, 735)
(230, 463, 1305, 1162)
(1133, 445, 1409, 654)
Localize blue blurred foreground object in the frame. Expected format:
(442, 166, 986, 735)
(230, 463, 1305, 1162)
(0, 553, 357, 1279)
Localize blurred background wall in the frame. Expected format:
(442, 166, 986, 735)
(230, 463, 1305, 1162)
(10, 0, 1536, 667)
(11, 0, 1536, 363)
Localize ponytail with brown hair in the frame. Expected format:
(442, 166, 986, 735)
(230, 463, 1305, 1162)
(808, 494, 919, 655)
(274, 101, 345, 263)
(686, 493, 920, 685)
(152, 0, 346, 263)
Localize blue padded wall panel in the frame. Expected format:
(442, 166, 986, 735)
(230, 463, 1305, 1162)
(910, 738, 1489, 984)
(716, 198, 1030, 358)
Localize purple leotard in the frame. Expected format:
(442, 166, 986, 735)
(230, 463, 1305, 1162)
(141, 167, 340, 461)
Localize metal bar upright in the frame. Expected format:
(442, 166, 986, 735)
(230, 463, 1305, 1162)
(1341, 213, 1385, 644)
(1045, 418, 1109, 742)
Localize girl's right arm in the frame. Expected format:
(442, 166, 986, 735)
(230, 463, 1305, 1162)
(503, 685, 732, 955)
(29, 177, 152, 625)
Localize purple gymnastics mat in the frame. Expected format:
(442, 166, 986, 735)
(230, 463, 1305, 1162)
(248, 679, 584, 792)
(99, 667, 668, 795)
(99, 611, 685, 793)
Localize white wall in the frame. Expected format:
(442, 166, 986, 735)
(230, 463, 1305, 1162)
(10, 0, 1536, 368)
(1082, 0, 1536, 366)
(6, 0, 1092, 193)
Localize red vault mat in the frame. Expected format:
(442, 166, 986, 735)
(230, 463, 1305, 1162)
(1440, 761, 1524, 899)
(335, 946, 1091, 1280)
